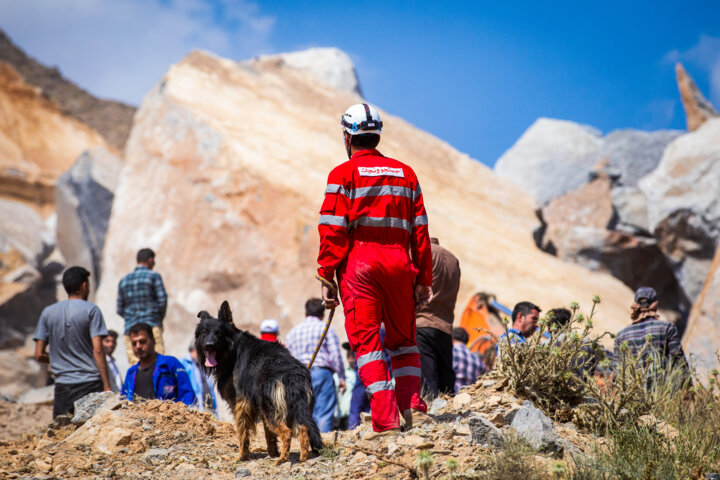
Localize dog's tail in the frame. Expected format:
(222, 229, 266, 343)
(290, 380, 323, 452)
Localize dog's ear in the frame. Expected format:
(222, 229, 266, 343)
(218, 301, 233, 324)
(197, 311, 212, 321)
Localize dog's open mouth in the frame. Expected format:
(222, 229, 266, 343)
(204, 350, 217, 367)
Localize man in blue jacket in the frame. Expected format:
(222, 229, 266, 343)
(121, 322, 195, 406)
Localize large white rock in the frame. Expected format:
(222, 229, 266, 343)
(494, 118, 602, 206)
(95, 50, 634, 371)
(639, 118, 720, 301)
(251, 47, 362, 96)
(55, 147, 122, 286)
(684, 245, 720, 372)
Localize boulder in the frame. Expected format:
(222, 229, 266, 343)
(494, 118, 602, 206)
(16, 385, 54, 405)
(64, 409, 140, 454)
(600, 129, 683, 188)
(510, 400, 562, 455)
(611, 186, 651, 235)
(683, 245, 720, 372)
(676, 62, 718, 132)
(0, 198, 54, 266)
(466, 414, 504, 448)
(55, 148, 122, 286)
(251, 47, 362, 96)
(535, 174, 688, 322)
(71, 391, 123, 425)
(639, 118, 720, 301)
(94, 50, 635, 366)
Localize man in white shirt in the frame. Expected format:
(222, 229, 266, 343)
(103, 330, 123, 393)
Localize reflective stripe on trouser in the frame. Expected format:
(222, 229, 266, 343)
(339, 243, 427, 432)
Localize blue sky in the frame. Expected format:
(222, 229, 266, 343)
(2, 0, 719, 165)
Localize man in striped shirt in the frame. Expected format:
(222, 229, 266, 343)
(286, 298, 346, 433)
(318, 103, 434, 439)
(614, 287, 690, 386)
(452, 327, 487, 392)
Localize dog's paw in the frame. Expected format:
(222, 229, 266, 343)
(267, 449, 279, 458)
(235, 453, 250, 462)
(275, 456, 290, 466)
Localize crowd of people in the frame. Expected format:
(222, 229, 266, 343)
(32, 102, 692, 441)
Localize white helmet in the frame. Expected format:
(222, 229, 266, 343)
(341, 103, 383, 136)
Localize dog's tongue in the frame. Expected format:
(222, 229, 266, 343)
(205, 351, 217, 367)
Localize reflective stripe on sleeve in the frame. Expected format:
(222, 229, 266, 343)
(413, 184, 422, 201)
(386, 345, 420, 357)
(319, 215, 348, 228)
(324, 184, 348, 196)
(356, 350, 385, 369)
(366, 380, 395, 395)
(349, 216, 410, 230)
(392, 366, 421, 378)
(413, 215, 429, 227)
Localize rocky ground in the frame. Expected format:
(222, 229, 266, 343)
(0, 378, 599, 479)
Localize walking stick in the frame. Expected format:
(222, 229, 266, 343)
(307, 275, 337, 369)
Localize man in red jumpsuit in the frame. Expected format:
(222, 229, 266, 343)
(318, 103, 434, 439)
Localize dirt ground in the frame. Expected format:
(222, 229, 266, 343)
(0, 380, 597, 479)
(0, 401, 53, 442)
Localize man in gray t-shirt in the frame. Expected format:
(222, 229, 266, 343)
(34, 266, 111, 418)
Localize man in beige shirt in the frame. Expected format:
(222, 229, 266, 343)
(416, 238, 461, 399)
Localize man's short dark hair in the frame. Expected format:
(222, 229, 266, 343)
(62, 266, 90, 295)
(547, 308, 572, 328)
(350, 133, 380, 149)
(452, 327, 469, 344)
(137, 248, 155, 264)
(107, 330, 119, 339)
(305, 298, 325, 319)
(128, 322, 154, 340)
(512, 301, 541, 321)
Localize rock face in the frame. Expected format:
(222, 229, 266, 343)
(0, 29, 136, 151)
(683, 245, 720, 371)
(675, 62, 718, 132)
(95, 50, 634, 368)
(55, 148, 122, 286)
(536, 174, 689, 323)
(252, 47, 362, 96)
(494, 118, 602, 206)
(0, 62, 109, 209)
(0, 199, 61, 342)
(640, 118, 720, 302)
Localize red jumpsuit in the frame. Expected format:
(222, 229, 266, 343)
(317, 148, 433, 432)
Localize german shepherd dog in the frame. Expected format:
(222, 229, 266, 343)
(195, 301, 323, 464)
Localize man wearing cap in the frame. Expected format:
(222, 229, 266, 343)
(260, 319, 280, 342)
(317, 103, 433, 439)
(614, 287, 690, 386)
(286, 298, 346, 433)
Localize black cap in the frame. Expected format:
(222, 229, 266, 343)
(634, 287, 658, 305)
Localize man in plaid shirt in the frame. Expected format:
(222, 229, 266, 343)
(452, 327, 487, 393)
(614, 287, 690, 386)
(286, 298, 346, 432)
(117, 248, 168, 364)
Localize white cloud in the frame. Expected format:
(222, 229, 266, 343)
(664, 35, 720, 106)
(0, 0, 275, 105)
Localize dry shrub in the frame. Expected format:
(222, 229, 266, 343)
(491, 296, 720, 478)
(494, 297, 608, 420)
